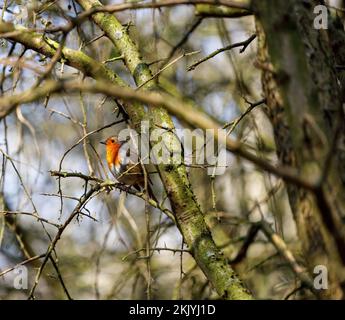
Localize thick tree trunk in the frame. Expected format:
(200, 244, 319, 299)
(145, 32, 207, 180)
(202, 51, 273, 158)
(254, 0, 345, 298)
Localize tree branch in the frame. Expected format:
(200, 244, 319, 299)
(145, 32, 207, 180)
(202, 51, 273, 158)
(0, 79, 317, 191)
(187, 34, 256, 71)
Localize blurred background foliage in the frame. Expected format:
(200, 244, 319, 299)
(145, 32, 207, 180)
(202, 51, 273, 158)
(0, 0, 343, 299)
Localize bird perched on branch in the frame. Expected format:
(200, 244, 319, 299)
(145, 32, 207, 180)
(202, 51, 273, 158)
(101, 136, 156, 200)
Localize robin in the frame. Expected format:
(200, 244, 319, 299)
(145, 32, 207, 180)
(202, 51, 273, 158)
(101, 136, 156, 200)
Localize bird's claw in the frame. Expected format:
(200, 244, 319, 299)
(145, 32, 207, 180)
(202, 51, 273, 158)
(118, 183, 132, 195)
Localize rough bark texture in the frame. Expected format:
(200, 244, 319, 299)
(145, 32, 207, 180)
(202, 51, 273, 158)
(254, 0, 345, 298)
(328, 9, 345, 184)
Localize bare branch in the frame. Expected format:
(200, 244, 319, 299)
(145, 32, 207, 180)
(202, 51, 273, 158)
(187, 34, 256, 71)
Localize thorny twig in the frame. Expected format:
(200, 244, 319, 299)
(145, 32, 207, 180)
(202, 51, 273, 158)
(187, 34, 256, 71)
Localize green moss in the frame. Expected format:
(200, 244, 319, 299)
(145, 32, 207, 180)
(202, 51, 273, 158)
(195, 4, 251, 18)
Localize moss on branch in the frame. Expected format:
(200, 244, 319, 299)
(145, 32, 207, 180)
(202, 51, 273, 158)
(195, 4, 252, 18)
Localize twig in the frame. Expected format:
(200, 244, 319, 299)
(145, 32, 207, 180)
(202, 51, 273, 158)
(230, 224, 260, 265)
(102, 54, 124, 64)
(28, 182, 105, 299)
(223, 98, 266, 133)
(44, 0, 252, 33)
(164, 17, 203, 64)
(50, 170, 176, 223)
(136, 51, 200, 90)
(284, 285, 304, 300)
(1, 211, 61, 228)
(49, 256, 73, 300)
(81, 32, 105, 48)
(187, 34, 256, 71)
(257, 220, 319, 298)
(122, 247, 191, 261)
(0, 254, 46, 277)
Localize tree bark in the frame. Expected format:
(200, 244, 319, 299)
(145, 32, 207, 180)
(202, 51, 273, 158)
(254, 0, 345, 299)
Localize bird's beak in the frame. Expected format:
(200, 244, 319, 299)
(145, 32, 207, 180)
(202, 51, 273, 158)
(100, 141, 106, 145)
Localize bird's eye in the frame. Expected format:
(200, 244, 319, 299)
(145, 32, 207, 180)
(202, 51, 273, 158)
(111, 139, 115, 143)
